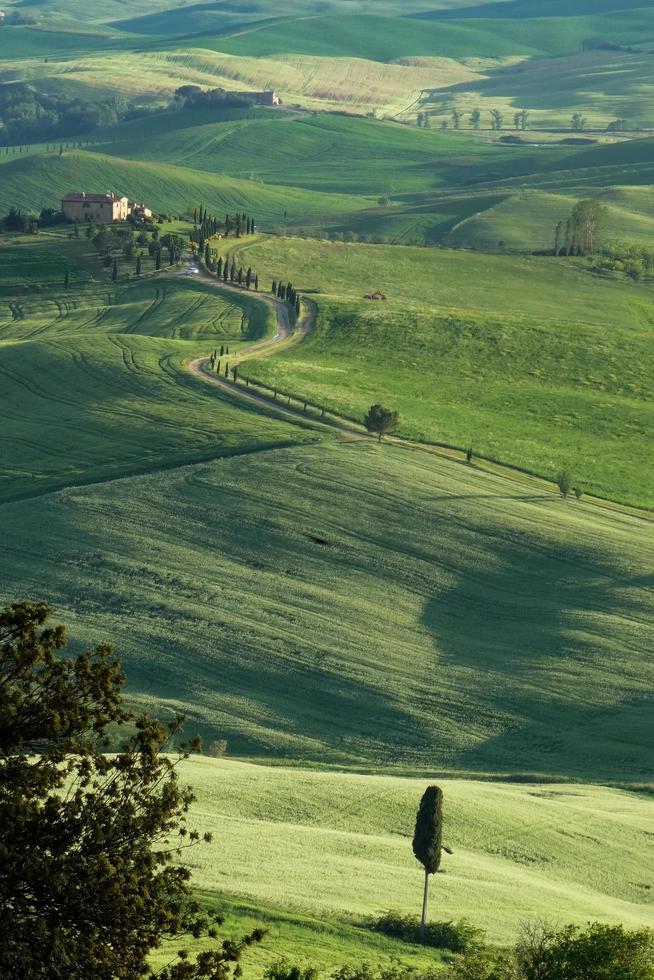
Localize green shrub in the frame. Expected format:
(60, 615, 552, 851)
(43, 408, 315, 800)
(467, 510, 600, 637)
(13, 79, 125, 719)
(371, 911, 485, 953)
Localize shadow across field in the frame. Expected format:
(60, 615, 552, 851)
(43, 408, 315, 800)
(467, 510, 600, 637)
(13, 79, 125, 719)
(422, 529, 654, 779)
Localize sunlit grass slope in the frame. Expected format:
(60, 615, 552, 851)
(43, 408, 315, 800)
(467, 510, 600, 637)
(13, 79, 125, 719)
(0, 276, 317, 501)
(220, 236, 654, 508)
(90, 112, 575, 196)
(0, 151, 371, 227)
(200, 10, 654, 61)
(445, 186, 654, 250)
(1, 440, 652, 778)
(431, 47, 654, 129)
(151, 895, 447, 977)
(173, 758, 654, 942)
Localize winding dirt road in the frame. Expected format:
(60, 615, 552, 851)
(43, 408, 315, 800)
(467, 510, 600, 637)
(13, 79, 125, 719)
(182, 266, 653, 522)
(185, 269, 367, 438)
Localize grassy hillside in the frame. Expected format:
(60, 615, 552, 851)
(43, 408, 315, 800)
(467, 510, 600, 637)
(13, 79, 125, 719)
(427, 47, 654, 129)
(1, 438, 651, 777)
(151, 895, 446, 977)
(220, 236, 654, 507)
(201, 10, 654, 61)
(0, 273, 320, 502)
(0, 150, 372, 226)
(171, 759, 654, 943)
(90, 112, 578, 196)
(444, 186, 654, 250)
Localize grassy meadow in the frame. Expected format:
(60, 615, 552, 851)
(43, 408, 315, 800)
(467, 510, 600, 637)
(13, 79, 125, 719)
(1, 439, 651, 778)
(217, 235, 654, 508)
(0, 270, 322, 502)
(166, 759, 654, 944)
(1, 0, 653, 963)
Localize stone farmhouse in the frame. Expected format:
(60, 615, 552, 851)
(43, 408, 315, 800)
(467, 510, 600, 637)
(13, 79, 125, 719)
(61, 192, 152, 223)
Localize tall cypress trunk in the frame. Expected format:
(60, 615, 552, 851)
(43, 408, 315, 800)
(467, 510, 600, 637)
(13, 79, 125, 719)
(420, 869, 429, 941)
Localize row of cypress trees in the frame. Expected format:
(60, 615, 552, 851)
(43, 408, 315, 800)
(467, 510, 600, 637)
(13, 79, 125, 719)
(212, 254, 259, 291)
(272, 279, 301, 317)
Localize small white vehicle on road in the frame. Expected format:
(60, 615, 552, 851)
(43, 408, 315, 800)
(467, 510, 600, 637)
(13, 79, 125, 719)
(185, 267, 200, 276)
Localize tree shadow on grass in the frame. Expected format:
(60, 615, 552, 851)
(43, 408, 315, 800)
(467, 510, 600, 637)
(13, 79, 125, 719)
(420, 532, 654, 780)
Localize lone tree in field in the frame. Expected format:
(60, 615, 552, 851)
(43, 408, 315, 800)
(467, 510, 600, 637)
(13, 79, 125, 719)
(556, 469, 572, 498)
(364, 404, 399, 442)
(0, 602, 264, 979)
(413, 786, 444, 941)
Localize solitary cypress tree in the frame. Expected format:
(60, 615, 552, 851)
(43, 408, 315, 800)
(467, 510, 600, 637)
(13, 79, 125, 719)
(412, 786, 444, 941)
(254, 274, 259, 291)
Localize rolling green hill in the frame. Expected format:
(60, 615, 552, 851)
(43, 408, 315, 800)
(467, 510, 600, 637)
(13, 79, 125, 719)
(0, 272, 319, 502)
(197, 10, 654, 61)
(1, 437, 652, 777)
(221, 235, 654, 508)
(0, 150, 372, 226)
(174, 759, 654, 942)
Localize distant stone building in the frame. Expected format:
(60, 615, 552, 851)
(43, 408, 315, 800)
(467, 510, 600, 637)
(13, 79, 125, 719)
(62, 192, 129, 223)
(61, 192, 152, 223)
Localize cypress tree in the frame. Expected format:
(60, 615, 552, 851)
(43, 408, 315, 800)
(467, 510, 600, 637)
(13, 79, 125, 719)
(223, 262, 228, 282)
(254, 274, 259, 291)
(220, 345, 224, 357)
(272, 280, 277, 294)
(155, 250, 161, 271)
(246, 267, 252, 289)
(204, 242, 211, 267)
(64, 270, 69, 289)
(412, 786, 444, 941)
(295, 296, 300, 316)
(224, 363, 229, 377)
(216, 257, 223, 278)
(136, 254, 142, 276)
(112, 260, 118, 282)
(230, 262, 236, 281)
(237, 267, 243, 285)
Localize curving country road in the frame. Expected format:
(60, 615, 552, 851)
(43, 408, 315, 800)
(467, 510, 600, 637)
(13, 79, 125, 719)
(182, 266, 654, 521)
(185, 268, 367, 438)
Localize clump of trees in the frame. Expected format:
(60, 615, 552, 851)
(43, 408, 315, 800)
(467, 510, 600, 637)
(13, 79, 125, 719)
(0, 602, 265, 978)
(364, 404, 400, 442)
(451, 921, 654, 979)
(553, 199, 608, 256)
(174, 86, 256, 111)
(0, 83, 126, 145)
(593, 242, 654, 281)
